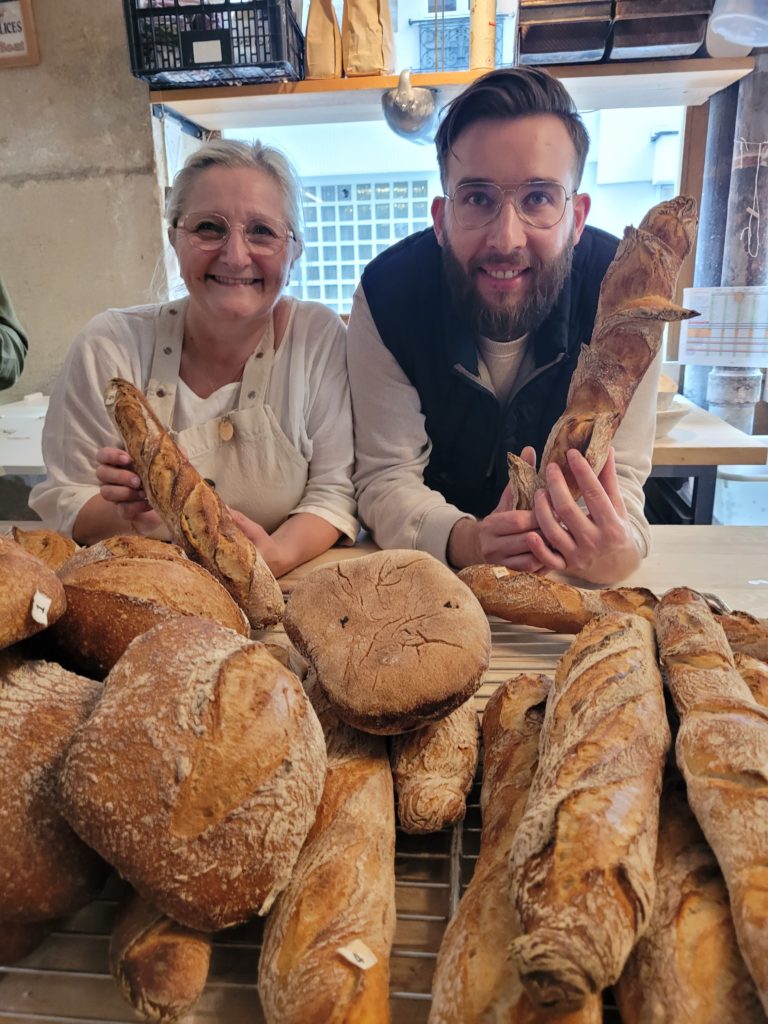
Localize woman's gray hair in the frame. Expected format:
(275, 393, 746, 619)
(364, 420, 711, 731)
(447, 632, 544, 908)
(166, 138, 304, 252)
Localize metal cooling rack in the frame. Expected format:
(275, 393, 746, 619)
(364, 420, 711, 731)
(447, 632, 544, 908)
(0, 621, 621, 1023)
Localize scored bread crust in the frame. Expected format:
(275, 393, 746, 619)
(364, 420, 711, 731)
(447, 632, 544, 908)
(9, 527, 78, 571)
(717, 610, 768, 663)
(508, 614, 670, 1013)
(458, 565, 657, 632)
(258, 678, 396, 1024)
(109, 888, 212, 1024)
(430, 674, 600, 1024)
(390, 700, 480, 834)
(59, 617, 327, 932)
(735, 653, 768, 707)
(0, 535, 67, 650)
(615, 773, 765, 1024)
(59, 535, 187, 575)
(0, 651, 106, 922)
(53, 555, 249, 677)
(103, 377, 283, 628)
(284, 550, 491, 735)
(508, 195, 698, 507)
(654, 587, 768, 1014)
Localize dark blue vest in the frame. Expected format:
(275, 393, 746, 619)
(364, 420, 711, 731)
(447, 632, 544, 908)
(361, 225, 619, 518)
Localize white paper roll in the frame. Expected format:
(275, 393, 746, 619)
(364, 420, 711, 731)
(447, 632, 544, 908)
(470, 0, 496, 70)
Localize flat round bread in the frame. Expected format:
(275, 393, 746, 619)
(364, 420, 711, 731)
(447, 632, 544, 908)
(284, 550, 491, 734)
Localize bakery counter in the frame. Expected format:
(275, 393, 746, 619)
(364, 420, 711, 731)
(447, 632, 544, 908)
(1, 524, 766, 1022)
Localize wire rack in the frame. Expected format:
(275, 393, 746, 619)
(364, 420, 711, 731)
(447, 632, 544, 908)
(0, 621, 621, 1023)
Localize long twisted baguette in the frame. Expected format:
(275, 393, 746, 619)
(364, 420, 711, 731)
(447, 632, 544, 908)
(654, 587, 768, 1014)
(458, 565, 657, 632)
(508, 614, 670, 1012)
(429, 673, 602, 1024)
(508, 195, 698, 507)
(104, 378, 283, 628)
(615, 773, 765, 1024)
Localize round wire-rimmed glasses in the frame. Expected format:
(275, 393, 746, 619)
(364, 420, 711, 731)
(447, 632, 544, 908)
(445, 181, 575, 230)
(175, 211, 297, 254)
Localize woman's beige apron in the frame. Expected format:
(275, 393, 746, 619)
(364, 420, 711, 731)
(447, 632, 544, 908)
(144, 301, 308, 532)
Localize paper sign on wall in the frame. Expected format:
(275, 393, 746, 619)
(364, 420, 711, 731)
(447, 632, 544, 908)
(678, 286, 768, 367)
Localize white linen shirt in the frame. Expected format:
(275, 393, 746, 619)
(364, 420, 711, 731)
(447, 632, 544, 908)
(30, 298, 358, 542)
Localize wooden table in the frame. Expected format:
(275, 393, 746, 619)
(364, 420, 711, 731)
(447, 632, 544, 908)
(649, 396, 768, 524)
(279, 525, 768, 617)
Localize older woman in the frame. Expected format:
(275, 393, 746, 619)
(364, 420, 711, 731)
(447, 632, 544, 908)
(30, 140, 357, 576)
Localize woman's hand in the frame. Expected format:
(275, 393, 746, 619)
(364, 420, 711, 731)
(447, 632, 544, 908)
(95, 447, 162, 533)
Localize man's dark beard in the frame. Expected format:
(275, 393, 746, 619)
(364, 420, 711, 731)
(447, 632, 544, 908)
(442, 235, 574, 341)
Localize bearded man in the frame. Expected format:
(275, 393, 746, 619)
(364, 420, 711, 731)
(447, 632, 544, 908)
(347, 68, 659, 584)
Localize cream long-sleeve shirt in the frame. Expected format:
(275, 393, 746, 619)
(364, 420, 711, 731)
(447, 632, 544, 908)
(347, 285, 659, 564)
(30, 299, 358, 541)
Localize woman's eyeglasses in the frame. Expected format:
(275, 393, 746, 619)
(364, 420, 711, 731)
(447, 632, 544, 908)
(445, 181, 574, 230)
(176, 212, 296, 254)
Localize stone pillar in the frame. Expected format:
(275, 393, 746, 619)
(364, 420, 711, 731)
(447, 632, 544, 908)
(710, 50, 768, 432)
(683, 81, 740, 408)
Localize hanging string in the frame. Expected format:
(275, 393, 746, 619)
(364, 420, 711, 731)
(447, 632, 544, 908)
(737, 137, 767, 259)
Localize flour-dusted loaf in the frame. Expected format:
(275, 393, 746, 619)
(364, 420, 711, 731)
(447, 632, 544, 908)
(430, 674, 602, 1024)
(390, 700, 480, 834)
(110, 888, 212, 1024)
(0, 650, 106, 922)
(284, 550, 491, 734)
(104, 377, 283, 629)
(0, 919, 55, 966)
(458, 565, 657, 632)
(508, 195, 698, 507)
(654, 587, 768, 1014)
(53, 554, 249, 677)
(615, 773, 765, 1024)
(718, 609, 768, 662)
(736, 653, 768, 707)
(258, 675, 396, 1023)
(509, 614, 670, 1013)
(60, 617, 327, 931)
(59, 534, 188, 575)
(9, 526, 78, 571)
(0, 534, 67, 650)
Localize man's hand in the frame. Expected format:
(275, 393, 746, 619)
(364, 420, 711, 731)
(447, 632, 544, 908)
(528, 448, 641, 584)
(447, 447, 548, 572)
(95, 447, 162, 534)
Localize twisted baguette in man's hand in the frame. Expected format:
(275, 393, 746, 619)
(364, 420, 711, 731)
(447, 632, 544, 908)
(104, 378, 283, 628)
(508, 194, 699, 508)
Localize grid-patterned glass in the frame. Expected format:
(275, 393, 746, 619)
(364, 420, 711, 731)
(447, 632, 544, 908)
(287, 174, 435, 315)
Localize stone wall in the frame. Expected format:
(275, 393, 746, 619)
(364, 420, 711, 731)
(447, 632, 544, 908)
(0, 0, 166, 400)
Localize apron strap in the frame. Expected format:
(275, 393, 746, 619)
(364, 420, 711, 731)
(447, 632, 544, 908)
(146, 301, 186, 426)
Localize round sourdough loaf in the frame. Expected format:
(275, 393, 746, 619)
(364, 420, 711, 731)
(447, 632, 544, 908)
(0, 650, 107, 922)
(53, 555, 249, 677)
(283, 550, 492, 734)
(59, 617, 327, 932)
(59, 535, 188, 575)
(0, 535, 67, 650)
(9, 526, 78, 571)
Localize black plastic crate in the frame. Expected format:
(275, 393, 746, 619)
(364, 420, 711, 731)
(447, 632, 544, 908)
(122, 0, 304, 89)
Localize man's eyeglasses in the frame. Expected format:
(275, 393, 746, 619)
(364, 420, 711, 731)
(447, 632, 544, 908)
(175, 212, 297, 254)
(445, 181, 574, 230)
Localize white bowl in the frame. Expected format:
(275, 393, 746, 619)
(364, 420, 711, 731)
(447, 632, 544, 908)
(655, 403, 690, 439)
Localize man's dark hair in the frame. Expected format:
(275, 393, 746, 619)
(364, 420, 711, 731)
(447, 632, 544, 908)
(435, 67, 590, 190)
